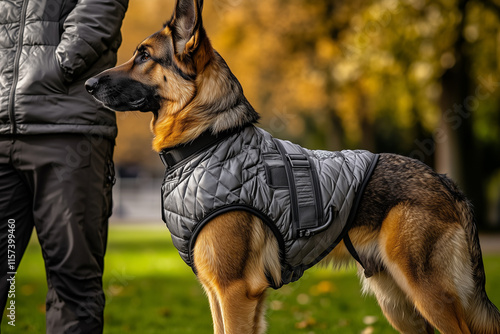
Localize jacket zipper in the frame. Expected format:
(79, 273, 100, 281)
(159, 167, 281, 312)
(7, 0, 29, 135)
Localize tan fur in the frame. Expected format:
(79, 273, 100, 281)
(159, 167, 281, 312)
(374, 204, 475, 333)
(360, 270, 435, 333)
(321, 226, 380, 269)
(194, 212, 278, 334)
(151, 41, 248, 151)
(88, 1, 500, 332)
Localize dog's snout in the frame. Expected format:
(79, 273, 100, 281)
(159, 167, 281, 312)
(85, 77, 99, 94)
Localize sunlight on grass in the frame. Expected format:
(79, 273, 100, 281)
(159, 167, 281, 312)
(2, 224, 500, 334)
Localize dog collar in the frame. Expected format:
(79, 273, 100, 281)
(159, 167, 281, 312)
(159, 126, 246, 169)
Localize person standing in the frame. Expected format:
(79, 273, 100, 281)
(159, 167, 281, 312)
(0, 0, 128, 332)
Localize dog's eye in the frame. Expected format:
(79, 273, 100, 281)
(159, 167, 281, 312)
(140, 52, 151, 62)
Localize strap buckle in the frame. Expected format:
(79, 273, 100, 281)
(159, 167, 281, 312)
(286, 154, 310, 168)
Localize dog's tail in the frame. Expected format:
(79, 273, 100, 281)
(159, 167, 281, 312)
(441, 175, 500, 334)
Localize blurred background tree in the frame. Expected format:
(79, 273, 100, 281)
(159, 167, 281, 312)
(113, 0, 500, 228)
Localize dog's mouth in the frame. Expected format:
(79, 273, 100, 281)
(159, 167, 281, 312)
(129, 97, 147, 109)
(90, 92, 147, 112)
(102, 96, 150, 112)
(87, 77, 161, 113)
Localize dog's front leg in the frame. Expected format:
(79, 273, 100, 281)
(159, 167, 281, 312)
(217, 279, 267, 334)
(198, 277, 267, 334)
(200, 281, 224, 333)
(194, 211, 276, 334)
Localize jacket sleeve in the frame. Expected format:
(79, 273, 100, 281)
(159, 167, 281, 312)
(56, 0, 129, 82)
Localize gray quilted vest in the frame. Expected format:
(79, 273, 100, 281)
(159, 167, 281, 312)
(160, 125, 379, 288)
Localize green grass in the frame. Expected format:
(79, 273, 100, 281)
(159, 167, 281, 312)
(2, 225, 500, 333)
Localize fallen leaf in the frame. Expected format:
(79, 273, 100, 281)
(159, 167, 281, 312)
(297, 293, 310, 305)
(363, 315, 378, 325)
(361, 326, 374, 334)
(295, 317, 316, 329)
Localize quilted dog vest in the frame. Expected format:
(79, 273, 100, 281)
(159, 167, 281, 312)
(160, 125, 379, 288)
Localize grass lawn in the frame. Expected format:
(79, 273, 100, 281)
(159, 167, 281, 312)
(2, 224, 500, 333)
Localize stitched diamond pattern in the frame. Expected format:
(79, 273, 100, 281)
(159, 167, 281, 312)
(162, 126, 377, 285)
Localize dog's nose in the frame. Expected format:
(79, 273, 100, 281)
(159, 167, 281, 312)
(85, 77, 99, 94)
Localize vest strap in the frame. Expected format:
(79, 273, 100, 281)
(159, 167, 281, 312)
(159, 126, 245, 169)
(274, 139, 325, 239)
(343, 233, 365, 270)
(341, 154, 380, 278)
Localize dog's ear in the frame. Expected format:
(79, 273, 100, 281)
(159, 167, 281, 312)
(170, 0, 204, 58)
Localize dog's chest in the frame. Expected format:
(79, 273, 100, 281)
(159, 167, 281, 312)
(161, 126, 378, 287)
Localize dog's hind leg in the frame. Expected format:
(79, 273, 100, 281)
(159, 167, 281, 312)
(194, 211, 281, 334)
(361, 270, 434, 334)
(379, 204, 474, 334)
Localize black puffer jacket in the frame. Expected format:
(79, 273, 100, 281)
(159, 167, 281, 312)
(0, 0, 128, 139)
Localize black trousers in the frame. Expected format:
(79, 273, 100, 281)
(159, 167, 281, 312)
(0, 134, 115, 333)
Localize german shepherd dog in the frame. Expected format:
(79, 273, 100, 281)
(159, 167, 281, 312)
(85, 0, 500, 332)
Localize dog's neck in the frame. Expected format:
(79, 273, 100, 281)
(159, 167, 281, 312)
(151, 51, 259, 152)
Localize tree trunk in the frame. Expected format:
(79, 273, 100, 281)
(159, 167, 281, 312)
(436, 0, 487, 226)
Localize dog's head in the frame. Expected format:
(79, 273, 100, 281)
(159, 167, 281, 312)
(86, 0, 258, 151)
